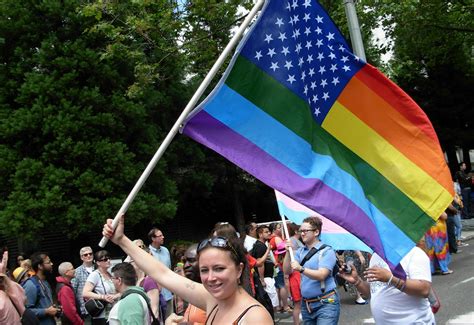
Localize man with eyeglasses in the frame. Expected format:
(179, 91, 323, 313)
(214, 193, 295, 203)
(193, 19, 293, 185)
(148, 227, 173, 318)
(56, 262, 84, 325)
(23, 252, 61, 325)
(283, 216, 340, 324)
(72, 246, 95, 323)
(108, 263, 152, 324)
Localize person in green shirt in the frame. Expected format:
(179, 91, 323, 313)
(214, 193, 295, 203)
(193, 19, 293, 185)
(108, 263, 151, 325)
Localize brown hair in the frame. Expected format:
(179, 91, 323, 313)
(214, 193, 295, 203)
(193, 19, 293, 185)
(288, 222, 299, 237)
(197, 235, 251, 294)
(147, 228, 162, 241)
(302, 216, 322, 234)
(213, 223, 239, 240)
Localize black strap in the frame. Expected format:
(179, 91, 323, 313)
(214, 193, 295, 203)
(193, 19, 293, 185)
(207, 304, 219, 325)
(234, 304, 260, 324)
(300, 244, 328, 267)
(97, 272, 107, 294)
(121, 288, 159, 324)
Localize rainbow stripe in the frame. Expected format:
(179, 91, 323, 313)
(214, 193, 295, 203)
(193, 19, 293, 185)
(275, 191, 372, 252)
(182, 0, 453, 270)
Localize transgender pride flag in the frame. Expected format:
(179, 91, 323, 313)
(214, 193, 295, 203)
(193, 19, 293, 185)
(182, 0, 453, 271)
(275, 191, 371, 252)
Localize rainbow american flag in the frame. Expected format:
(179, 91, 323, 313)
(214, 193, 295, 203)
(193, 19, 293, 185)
(182, 0, 453, 270)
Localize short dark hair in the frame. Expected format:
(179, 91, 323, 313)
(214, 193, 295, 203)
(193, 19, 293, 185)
(111, 262, 137, 286)
(94, 250, 109, 262)
(147, 228, 161, 241)
(302, 216, 322, 234)
(30, 252, 48, 272)
(256, 225, 269, 237)
(244, 222, 256, 235)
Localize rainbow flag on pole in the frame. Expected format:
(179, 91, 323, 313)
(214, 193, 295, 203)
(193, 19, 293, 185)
(182, 0, 453, 271)
(275, 191, 371, 252)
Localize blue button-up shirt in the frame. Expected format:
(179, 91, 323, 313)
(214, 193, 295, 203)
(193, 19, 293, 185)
(296, 242, 337, 299)
(149, 245, 173, 301)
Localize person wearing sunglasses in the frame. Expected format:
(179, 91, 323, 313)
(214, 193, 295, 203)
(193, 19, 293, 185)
(72, 246, 96, 321)
(103, 215, 273, 325)
(83, 250, 120, 325)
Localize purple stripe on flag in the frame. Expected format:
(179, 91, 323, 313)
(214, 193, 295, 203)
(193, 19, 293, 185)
(184, 110, 385, 257)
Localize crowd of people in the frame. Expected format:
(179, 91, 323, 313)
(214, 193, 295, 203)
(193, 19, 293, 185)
(0, 162, 471, 324)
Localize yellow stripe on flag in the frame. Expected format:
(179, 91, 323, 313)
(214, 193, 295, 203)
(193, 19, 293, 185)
(322, 101, 452, 220)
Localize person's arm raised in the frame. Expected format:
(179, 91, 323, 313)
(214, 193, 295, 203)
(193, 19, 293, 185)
(103, 215, 211, 310)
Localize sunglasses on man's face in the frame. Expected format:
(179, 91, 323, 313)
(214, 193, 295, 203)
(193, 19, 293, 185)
(82, 253, 93, 257)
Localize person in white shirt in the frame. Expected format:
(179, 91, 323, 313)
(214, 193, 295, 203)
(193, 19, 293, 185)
(339, 246, 435, 324)
(243, 222, 258, 253)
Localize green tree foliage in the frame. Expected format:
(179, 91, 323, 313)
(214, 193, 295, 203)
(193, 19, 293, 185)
(0, 0, 193, 240)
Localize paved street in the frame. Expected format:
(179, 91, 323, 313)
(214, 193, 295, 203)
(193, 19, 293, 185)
(276, 219, 474, 324)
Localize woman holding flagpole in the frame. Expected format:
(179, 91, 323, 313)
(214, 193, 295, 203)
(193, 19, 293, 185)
(103, 215, 273, 325)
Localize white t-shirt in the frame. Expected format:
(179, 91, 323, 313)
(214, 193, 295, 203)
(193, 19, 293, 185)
(369, 247, 435, 324)
(86, 270, 116, 319)
(244, 235, 257, 252)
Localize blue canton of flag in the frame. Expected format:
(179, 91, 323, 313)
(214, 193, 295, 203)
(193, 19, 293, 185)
(239, 0, 365, 124)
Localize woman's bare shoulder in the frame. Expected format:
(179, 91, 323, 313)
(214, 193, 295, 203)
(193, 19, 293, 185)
(240, 304, 273, 325)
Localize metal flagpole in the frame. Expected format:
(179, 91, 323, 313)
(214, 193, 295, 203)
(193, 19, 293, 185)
(343, 0, 367, 61)
(280, 215, 295, 262)
(99, 0, 266, 247)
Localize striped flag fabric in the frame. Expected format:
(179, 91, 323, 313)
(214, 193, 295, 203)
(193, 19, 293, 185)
(182, 0, 453, 270)
(275, 191, 372, 252)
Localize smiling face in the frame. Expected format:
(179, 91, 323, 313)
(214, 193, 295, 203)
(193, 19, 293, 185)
(299, 222, 319, 246)
(198, 247, 243, 300)
(80, 249, 94, 265)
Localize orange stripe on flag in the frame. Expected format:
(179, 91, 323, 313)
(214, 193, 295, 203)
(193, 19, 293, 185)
(355, 65, 439, 143)
(338, 69, 453, 194)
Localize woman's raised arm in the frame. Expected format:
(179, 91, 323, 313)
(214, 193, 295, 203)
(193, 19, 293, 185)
(103, 215, 212, 310)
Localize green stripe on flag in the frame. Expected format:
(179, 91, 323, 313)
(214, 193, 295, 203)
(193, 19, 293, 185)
(226, 55, 434, 241)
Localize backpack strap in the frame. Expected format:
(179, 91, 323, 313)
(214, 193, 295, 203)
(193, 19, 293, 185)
(26, 276, 42, 307)
(300, 244, 327, 267)
(317, 245, 331, 293)
(121, 288, 159, 325)
(299, 244, 334, 292)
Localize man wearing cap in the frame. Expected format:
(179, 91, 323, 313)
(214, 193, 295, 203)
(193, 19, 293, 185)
(57, 262, 84, 325)
(71, 246, 95, 323)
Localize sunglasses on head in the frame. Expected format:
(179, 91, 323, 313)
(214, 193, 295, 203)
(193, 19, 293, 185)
(197, 236, 238, 257)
